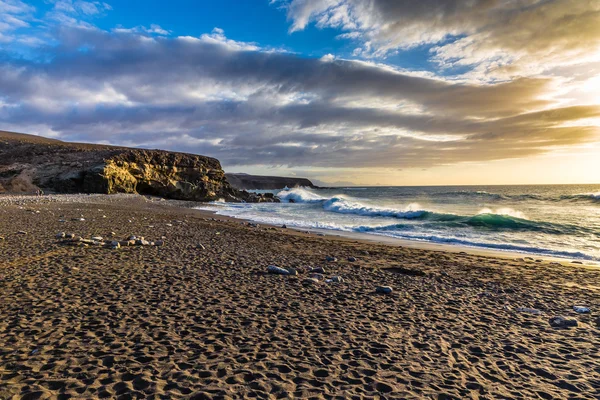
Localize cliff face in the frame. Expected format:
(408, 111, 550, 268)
(225, 173, 316, 190)
(0, 131, 276, 202)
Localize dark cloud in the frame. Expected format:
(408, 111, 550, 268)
(0, 25, 598, 171)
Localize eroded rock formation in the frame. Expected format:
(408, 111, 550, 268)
(0, 131, 277, 202)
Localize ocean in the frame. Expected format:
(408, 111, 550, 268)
(196, 184, 600, 262)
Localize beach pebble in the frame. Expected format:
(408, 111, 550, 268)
(110, 241, 120, 249)
(155, 240, 164, 246)
(310, 273, 325, 281)
(517, 307, 542, 315)
(348, 257, 357, 262)
(66, 233, 75, 239)
(281, 224, 287, 228)
(549, 316, 577, 328)
(328, 276, 344, 283)
(302, 277, 320, 285)
(573, 306, 590, 313)
(56, 232, 66, 239)
(325, 256, 337, 262)
(226, 260, 235, 266)
(375, 286, 393, 294)
(91, 236, 103, 241)
(136, 239, 150, 246)
(128, 235, 137, 240)
(267, 265, 292, 275)
(311, 266, 326, 274)
(17, 231, 27, 235)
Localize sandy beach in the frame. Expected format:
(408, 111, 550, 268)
(1, 194, 599, 399)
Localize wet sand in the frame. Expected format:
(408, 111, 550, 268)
(1, 194, 599, 399)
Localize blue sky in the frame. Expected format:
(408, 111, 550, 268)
(1, 0, 599, 185)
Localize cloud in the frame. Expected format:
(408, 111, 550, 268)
(0, 24, 597, 171)
(281, 0, 600, 80)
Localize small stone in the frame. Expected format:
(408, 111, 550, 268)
(110, 241, 121, 249)
(549, 316, 577, 328)
(66, 233, 75, 239)
(302, 277, 320, 285)
(0, 236, 4, 240)
(517, 307, 542, 315)
(286, 268, 298, 276)
(571, 260, 583, 264)
(325, 256, 337, 262)
(56, 232, 66, 239)
(110, 232, 116, 236)
(311, 266, 326, 274)
(375, 286, 393, 294)
(136, 239, 150, 246)
(310, 273, 325, 281)
(573, 306, 590, 313)
(166, 223, 173, 227)
(17, 231, 27, 235)
(91, 236, 103, 241)
(128, 235, 137, 240)
(226, 260, 235, 266)
(155, 240, 164, 246)
(330, 276, 344, 283)
(281, 224, 287, 228)
(267, 265, 294, 275)
(348, 257, 357, 262)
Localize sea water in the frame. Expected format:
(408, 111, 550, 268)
(196, 185, 600, 262)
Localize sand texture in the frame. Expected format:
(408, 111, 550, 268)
(0, 195, 599, 399)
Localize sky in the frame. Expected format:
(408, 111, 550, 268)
(0, 0, 599, 186)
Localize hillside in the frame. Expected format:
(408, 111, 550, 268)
(225, 173, 316, 190)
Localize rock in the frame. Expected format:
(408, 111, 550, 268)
(155, 240, 164, 246)
(573, 306, 590, 313)
(136, 239, 150, 246)
(517, 307, 542, 315)
(286, 268, 298, 276)
(347, 257, 357, 262)
(571, 260, 583, 264)
(110, 232, 116, 236)
(375, 286, 393, 294)
(128, 235, 137, 240)
(109, 241, 120, 249)
(330, 276, 344, 283)
(311, 266, 326, 274)
(226, 260, 235, 266)
(549, 316, 577, 328)
(281, 224, 287, 228)
(66, 233, 75, 239)
(361, 250, 370, 256)
(91, 236, 103, 241)
(267, 265, 292, 275)
(309, 273, 325, 281)
(325, 256, 337, 262)
(302, 277, 320, 285)
(17, 231, 27, 235)
(0, 236, 4, 240)
(56, 232, 66, 239)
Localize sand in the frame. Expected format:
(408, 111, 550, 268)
(0, 194, 599, 399)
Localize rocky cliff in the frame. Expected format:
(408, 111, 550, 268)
(225, 173, 316, 190)
(0, 131, 277, 202)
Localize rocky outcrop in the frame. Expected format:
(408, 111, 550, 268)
(0, 130, 277, 202)
(225, 173, 316, 190)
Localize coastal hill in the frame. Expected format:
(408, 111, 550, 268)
(225, 173, 316, 190)
(0, 130, 277, 202)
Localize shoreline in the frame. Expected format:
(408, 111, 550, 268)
(194, 204, 600, 268)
